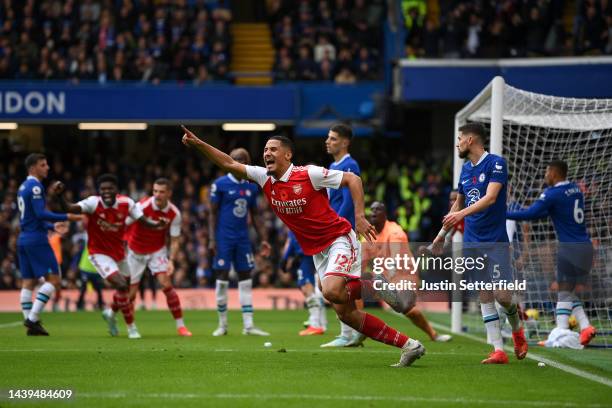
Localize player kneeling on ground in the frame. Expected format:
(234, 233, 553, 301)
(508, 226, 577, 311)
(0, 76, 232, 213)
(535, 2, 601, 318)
(51, 174, 167, 339)
(181, 125, 425, 367)
(125, 178, 192, 337)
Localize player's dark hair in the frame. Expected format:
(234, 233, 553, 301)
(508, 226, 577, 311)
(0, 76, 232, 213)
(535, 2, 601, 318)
(268, 135, 295, 154)
(154, 177, 172, 189)
(548, 160, 568, 178)
(459, 123, 487, 145)
(330, 123, 353, 140)
(97, 173, 119, 187)
(24, 153, 46, 169)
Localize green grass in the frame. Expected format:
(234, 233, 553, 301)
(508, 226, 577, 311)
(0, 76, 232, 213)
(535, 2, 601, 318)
(0, 309, 610, 408)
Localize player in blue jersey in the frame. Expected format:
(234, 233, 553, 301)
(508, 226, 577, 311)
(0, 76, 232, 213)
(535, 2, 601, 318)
(321, 123, 364, 348)
(436, 123, 528, 364)
(209, 148, 271, 336)
(280, 230, 326, 335)
(506, 160, 596, 345)
(17, 153, 79, 335)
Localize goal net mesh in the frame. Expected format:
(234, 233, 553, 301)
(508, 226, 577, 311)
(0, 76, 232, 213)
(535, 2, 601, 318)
(460, 84, 612, 347)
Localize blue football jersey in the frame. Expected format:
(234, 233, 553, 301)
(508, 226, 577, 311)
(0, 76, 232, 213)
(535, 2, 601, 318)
(210, 174, 259, 242)
(329, 154, 360, 228)
(458, 152, 509, 243)
(17, 176, 67, 246)
(507, 181, 590, 243)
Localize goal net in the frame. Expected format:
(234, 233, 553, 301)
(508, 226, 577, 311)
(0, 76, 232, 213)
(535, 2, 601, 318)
(453, 77, 612, 348)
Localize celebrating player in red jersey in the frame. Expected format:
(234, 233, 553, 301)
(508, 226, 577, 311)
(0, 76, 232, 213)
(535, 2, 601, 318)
(181, 126, 425, 367)
(54, 174, 166, 339)
(125, 178, 192, 337)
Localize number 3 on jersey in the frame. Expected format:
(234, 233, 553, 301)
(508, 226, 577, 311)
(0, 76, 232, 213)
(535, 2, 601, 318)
(233, 198, 248, 218)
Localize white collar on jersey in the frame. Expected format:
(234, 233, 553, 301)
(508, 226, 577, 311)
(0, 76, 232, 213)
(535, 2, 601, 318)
(100, 196, 120, 209)
(228, 173, 245, 184)
(470, 151, 489, 167)
(554, 180, 570, 187)
(333, 153, 351, 166)
(26, 175, 39, 181)
(151, 197, 171, 212)
(272, 163, 294, 183)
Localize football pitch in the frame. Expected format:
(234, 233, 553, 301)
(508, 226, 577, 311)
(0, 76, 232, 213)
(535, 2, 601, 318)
(0, 309, 610, 408)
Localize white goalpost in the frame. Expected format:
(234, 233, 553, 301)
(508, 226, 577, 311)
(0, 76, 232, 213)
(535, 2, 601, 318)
(452, 76, 612, 347)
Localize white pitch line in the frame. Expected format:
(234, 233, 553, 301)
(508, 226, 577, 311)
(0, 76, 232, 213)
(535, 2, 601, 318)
(75, 391, 608, 407)
(0, 321, 22, 329)
(428, 321, 612, 388)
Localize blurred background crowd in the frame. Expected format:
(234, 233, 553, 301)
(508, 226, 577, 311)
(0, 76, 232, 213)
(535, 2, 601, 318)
(1, 0, 609, 84)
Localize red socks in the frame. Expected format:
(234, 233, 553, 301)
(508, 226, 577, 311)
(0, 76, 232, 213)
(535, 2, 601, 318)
(360, 312, 408, 348)
(113, 290, 134, 325)
(163, 287, 183, 319)
(346, 279, 375, 302)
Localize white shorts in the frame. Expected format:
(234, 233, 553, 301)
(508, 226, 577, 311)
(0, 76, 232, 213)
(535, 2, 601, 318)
(89, 253, 129, 280)
(127, 247, 169, 284)
(313, 230, 361, 281)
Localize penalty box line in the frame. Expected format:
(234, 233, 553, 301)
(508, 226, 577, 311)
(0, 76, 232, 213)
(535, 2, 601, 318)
(428, 321, 612, 388)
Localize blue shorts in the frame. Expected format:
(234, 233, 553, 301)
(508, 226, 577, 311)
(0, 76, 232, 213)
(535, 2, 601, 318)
(295, 256, 315, 287)
(557, 242, 593, 285)
(464, 243, 513, 284)
(17, 243, 59, 280)
(213, 240, 254, 272)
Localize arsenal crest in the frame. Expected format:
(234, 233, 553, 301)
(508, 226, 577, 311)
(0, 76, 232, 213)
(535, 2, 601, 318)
(292, 184, 302, 195)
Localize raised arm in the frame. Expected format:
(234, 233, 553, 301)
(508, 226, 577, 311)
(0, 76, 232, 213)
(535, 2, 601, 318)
(181, 125, 247, 179)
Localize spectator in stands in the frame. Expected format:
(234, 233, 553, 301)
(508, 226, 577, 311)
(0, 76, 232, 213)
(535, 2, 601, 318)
(296, 44, 318, 80)
(314, 34, 336, 63)
(275, 55, 297, 81)
(335, 66, 356, 83)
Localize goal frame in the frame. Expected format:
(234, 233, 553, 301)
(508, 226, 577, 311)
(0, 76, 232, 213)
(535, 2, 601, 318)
(451, 76, 505, 333)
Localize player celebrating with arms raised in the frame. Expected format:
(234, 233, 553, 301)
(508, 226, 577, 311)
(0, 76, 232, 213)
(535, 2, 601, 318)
(436, 123, 528, 364)
(506, 160, 596, 345)
(18, 153, 80, 335)
(125, 178, 192, 337)
(54, 174, 166, 339)
(209, 148, 271, 337)
(181, 125, 425, 367)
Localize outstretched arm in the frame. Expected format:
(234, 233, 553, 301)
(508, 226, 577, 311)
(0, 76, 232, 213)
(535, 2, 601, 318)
(181, 125, 247, 179)
(506, 200, 549, 221)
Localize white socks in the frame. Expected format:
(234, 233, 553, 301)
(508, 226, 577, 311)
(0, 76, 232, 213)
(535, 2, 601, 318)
(28, 283, 55, 323)
(215, 279, 229, 328)
(305, 293, 322, 328)
(571, 298, 590, 330)
(481, 302, 503, 351)
(238, 279, 254, 329)
(340, 321, 357, 339)
(556, 291, 573, 329)
(175, 318, 185, 329)
(20, 288, 33, 319)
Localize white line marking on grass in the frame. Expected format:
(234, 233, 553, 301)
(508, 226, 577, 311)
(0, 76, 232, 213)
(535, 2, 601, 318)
(213, 348, 483, 356)
(428, 321, 612, 388)
(76, 392, 607, 407)
(0, 321, 22, 329)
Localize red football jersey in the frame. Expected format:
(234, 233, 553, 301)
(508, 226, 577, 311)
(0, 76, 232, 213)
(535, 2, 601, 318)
(246, 164, 352, 255)
(77, 195, 143, 261)
(126, 197, 181, 254)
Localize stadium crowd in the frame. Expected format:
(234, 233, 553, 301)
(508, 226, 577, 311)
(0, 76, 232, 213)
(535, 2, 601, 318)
(266, 0, 386, 82)
(0, 0, 233, 83)
(0, 142, 452, 293)
(403, 0, 612, 58)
